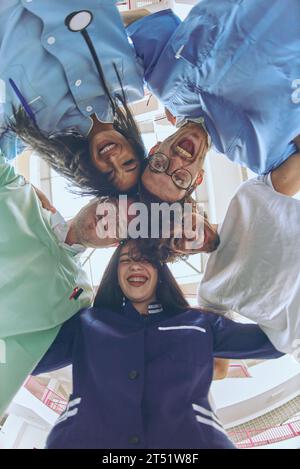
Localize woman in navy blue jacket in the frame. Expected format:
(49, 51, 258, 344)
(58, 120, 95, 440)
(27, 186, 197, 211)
(33, 240, 282, 449)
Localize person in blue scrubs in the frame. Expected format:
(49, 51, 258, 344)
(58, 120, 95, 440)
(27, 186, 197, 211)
(33, 239, 282, 449)
(2, 1, 299, 201)
(0, 0, 145, 196)
(125, 1, 300, 202)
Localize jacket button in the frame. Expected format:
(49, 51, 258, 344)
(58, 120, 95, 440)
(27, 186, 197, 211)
(128, 435, 140, 445)
(75, 80, 82, 87)
(128, 370, 139, 380)
(47, 36, 56, 45)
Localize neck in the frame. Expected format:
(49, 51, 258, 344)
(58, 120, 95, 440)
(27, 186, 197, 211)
(88, 114, 113, 138)
(132, 296, 157, 316)
(121, 9, 150, 28)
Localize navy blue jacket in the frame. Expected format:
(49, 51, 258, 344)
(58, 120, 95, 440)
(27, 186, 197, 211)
(33, 302, 282, 449)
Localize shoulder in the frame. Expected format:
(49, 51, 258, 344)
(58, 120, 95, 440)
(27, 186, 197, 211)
(61, 307, 96, 329)
(75, 306, 118, 326)
(235, 175, 299, 205)
(76, 306, 102, 322)
(227, 177, 276, 213)
(235, 176, 271, 194)
(176, 308, 222, 327)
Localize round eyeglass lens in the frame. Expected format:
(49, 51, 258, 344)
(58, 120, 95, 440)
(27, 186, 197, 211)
(171, 169, 192, 189)
(149, 153, 169, 172)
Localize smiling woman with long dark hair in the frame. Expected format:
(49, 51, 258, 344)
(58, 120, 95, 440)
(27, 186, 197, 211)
(0, 1, 145, 196)
(32, 239, 282, 449)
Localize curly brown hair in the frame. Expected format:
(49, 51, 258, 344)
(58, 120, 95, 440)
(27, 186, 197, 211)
(129, 237, 187, 264)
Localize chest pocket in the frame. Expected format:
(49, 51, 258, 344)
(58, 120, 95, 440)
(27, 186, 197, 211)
(171, 14, 220, 70)
(158, 325, 209, 366)
(4, 64, 46, 119)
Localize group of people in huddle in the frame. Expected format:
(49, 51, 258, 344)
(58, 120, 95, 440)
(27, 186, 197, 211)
(0, 0, 299, 449)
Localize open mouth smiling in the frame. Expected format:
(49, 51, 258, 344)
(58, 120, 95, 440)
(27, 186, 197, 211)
(127, 275, 149, 287)
(98, 142, 117, 156)
(175, 138, 195, 159)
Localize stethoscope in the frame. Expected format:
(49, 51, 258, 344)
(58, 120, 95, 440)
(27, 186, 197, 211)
(65, 10, 117, 115)
(10, 10, 118, 126)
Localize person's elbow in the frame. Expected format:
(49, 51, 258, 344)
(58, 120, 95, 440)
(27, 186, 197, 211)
(213, 358, 230, 380)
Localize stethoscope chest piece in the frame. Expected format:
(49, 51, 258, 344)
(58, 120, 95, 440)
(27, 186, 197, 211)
(65, 10, 93, 32)
(64, 9, 116, 115)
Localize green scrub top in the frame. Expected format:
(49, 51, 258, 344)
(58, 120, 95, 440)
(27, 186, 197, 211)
(0, 155, 93, 416)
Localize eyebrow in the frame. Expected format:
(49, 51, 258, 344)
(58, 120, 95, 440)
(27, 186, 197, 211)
(119, 252, 130, 258)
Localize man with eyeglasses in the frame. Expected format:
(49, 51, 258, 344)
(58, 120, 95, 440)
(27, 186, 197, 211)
(124, 0, 300, 203)
(143, 120, 210, 202)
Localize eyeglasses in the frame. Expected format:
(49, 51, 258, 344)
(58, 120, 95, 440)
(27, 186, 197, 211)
(148, 152, 193, 191)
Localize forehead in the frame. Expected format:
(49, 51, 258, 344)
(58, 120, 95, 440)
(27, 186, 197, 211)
(119, 249, 130, 259)
(119, 242, 138, 258)
(142, 168, 184, 201)
(118, 244, 152, 264)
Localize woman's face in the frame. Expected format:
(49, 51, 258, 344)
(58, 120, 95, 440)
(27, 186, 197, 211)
(90, 127, 141, 192)
(118, 243, 158, 305)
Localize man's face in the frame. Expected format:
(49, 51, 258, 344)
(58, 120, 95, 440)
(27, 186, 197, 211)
(72, 197, 135, 248)
(170, 212, 220, 254)
(141, 122, 209, 202)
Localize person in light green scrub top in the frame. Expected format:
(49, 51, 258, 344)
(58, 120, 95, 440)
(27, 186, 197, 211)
(0, 152, 120, 417)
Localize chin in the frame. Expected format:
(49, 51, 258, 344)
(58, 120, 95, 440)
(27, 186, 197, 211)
(204, 237, 220, 253)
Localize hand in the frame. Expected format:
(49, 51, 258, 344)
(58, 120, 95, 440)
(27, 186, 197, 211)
(32, 185, 56, 214)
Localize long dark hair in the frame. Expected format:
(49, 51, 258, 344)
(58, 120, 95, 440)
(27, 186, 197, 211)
(94, 240, 190, 315)
(6, 92, 145, 197)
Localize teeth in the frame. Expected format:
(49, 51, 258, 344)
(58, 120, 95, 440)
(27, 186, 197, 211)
(128, 276, 147, 283)
(100, 143, 115, 154)
(175, 145, 193, 158)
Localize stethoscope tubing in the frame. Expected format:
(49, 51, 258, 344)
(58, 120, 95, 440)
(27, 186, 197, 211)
(9, 9, 118, 127)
